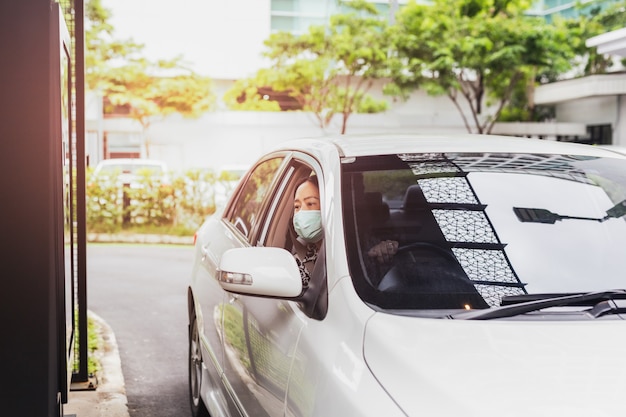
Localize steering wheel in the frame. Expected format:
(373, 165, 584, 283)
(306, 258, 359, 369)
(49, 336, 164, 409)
(377, 242, 457, 292)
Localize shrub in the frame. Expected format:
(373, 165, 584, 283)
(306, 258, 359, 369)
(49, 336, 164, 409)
(86, 169, 124, 232)
(86, 168, 220, 235)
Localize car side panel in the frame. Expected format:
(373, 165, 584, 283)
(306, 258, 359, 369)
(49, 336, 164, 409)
(285, 278, 406, 417)
(194, 218, 307, 417)
(222, 295, 305, 417)
(192, 218, 245, 417)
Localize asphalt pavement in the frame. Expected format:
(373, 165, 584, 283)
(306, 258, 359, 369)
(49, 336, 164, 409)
(64, 233, 193, 417)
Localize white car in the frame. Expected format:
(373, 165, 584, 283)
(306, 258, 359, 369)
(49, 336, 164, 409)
(188, 134, 626, 417)
(91, 158, 169, 188)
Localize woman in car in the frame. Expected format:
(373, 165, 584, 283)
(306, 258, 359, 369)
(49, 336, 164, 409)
(292, 175, 398, 290)
(292, 175, 324, 289)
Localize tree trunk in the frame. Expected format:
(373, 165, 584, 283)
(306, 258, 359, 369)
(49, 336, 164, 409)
(526, 67, 536, 122)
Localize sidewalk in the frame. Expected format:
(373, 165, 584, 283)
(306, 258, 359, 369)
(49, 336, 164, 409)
(64, 312, 130, 417)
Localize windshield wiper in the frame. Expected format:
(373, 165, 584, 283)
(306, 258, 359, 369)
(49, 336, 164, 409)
(450, 290, 626, 320)
(513, 199, 626, 224)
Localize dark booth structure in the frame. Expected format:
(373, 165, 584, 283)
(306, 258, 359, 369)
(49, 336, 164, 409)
(0, 1, 87, 415)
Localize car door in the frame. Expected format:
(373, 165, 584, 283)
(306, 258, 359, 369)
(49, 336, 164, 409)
(221, 156, 326, 417)
(193, 156, 286, 416)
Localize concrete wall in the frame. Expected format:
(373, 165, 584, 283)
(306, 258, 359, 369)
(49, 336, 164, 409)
(89, 80, 621, 172)
(553, 95, 626, 146)
(90, 86, 477, 172)
(143, 104, 471, 172)
(534, 73, 626, 147)
(556, 96, 620, 126)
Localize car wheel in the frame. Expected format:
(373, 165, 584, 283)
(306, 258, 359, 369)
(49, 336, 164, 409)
(189, 315, 210, 417)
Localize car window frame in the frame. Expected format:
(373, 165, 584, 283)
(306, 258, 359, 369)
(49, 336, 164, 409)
(222, 154, 290, 243)
(257, 153, 324, 247)
(255, 153, 329, 319)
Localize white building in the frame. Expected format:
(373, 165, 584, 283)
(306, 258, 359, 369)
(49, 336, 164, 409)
(534, 27, 626, 147)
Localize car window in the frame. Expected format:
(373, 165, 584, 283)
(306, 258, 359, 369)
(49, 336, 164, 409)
(261, 162, 315, 249)
(226, 157, 283, 240)
(259, 160, 328, 319)
(342, 152, 626, 312)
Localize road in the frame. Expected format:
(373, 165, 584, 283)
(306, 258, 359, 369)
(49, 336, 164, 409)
(87, 243, 195, 417)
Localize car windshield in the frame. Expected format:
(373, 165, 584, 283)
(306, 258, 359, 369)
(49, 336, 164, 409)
(341, 152, 626, 312)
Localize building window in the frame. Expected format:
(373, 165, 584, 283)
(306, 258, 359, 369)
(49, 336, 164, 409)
(270, 0, 334, 33)
(587, 124, 613, 145)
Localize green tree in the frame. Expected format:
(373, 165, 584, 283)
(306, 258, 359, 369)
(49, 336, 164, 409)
(387, 0, 573, 133)
(222, 71, 282, 111)
(499, 1, 626, 123)
(226, 0, 389, 134)
(85, 0, 215, 156)
(103, 59, 215, 156)
(566, 0, 626, 76)
(85, 0, 144, 91)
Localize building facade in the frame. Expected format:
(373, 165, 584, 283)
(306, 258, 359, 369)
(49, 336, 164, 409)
(526, 0, 620, 20)
(535, 28, 626, 147)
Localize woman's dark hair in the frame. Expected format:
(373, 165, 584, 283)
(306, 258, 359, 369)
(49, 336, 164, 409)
(294, 175, 318, 196)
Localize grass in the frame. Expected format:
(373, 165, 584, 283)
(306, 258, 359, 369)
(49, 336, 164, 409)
(87, 314, 101, 376)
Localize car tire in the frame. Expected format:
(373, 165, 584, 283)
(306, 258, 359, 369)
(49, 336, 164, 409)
(189, 315, 210, 417)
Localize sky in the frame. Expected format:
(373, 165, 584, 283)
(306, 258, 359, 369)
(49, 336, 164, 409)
(101, 0, 269, 78)
(102, 0, 219, 75)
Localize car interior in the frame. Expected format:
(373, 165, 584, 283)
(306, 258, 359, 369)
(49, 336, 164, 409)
(343, 170, 490, 310)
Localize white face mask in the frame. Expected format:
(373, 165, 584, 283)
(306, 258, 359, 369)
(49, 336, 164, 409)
(293, 210, 323, 243)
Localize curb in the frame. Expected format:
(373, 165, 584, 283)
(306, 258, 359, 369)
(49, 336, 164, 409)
(64, 311, 130, 417)
(87, 233, 194, 245)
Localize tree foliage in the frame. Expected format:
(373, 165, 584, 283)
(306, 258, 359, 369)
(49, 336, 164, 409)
(499, 1, 626, 123)
(85, 0, 144, 91)
(102, 59, 214, 126)
(225, 0, 389, 134)
(564, 0, 626, 76)
(387, 0, 574, 133)
(222, 70, 282, 111)
(87, 0, 626, 138)
(85, 0, 215, 156)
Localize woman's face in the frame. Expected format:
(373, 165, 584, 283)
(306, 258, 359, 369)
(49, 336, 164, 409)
(294, 181, 320, 214)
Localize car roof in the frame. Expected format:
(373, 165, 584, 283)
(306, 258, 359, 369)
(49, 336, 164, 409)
(597, 144, 626, 156)
(273, 133, 624, 159)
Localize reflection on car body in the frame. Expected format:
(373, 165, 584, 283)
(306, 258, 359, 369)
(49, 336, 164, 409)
(214, 165, 249, 209)
(188, 134, 626, 417)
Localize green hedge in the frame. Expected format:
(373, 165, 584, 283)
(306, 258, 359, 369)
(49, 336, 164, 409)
(86, 168, 239, 235)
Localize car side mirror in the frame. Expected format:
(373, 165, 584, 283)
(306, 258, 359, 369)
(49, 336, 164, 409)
(217, 247, 303, 298)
